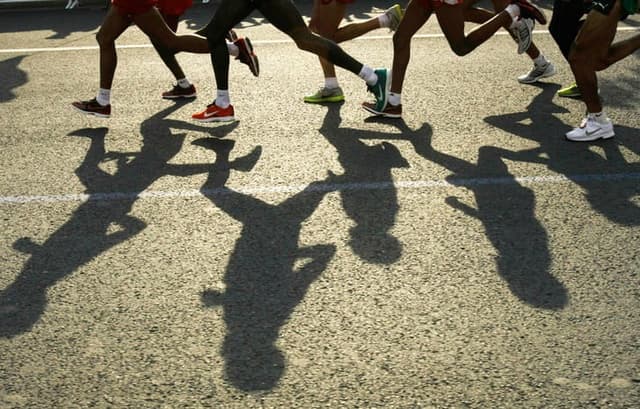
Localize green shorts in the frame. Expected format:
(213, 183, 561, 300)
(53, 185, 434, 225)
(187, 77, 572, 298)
(622, 0, 638, 14)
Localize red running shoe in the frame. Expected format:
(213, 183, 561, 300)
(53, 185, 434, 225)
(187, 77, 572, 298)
(512, 0, 547, 25)
(162, 84, 197, 99)
(71, 98, 111, 118)
(234, 37, 259, 77)
(192, 102, 235, 122)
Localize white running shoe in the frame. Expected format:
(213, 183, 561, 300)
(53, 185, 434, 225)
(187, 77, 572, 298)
(565, 116, 614, 142)
(511, 18, 534, 55)
(517, 61, 556, 84)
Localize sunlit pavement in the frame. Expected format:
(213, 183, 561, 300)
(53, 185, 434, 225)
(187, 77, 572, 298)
(0, 1, 639, 407)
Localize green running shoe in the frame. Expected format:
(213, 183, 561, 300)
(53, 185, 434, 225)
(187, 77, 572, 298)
(303, 86, 345, 103)
(367, 68, 389, 112)
(557, 82, 581, 98)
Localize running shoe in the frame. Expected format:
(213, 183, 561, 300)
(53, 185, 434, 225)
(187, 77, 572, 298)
(71, 98, 111, 118)
(565, 116, 614, 142)
(512, 0, 547, 25)
(367, 68, 390, 112)
(557, 82, 581, 98)
(192, 102, 235, 122)
(234, 36, 259, 77)
(162, 84, 197, 99)
(385, 4, 404, 32)
(517, 60, 556, 83)
(303, 86, 345, 103)
(362, 102, 402, 118)
(511, 18, 533, 54)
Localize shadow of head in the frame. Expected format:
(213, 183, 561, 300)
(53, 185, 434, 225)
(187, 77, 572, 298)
(349, 226, 402, 264)
(0, 55, 28, 103)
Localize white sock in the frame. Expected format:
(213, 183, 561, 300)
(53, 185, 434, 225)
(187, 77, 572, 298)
(505, 4, 520, 28)
(533, 54, 547, 67)
(589, 111, 608, 123)
(216, 90, 230, 108)
(324, 77, 339, 89)
(227, 41, 239, 57)
(96, 88, 110, 106)
(359, 66, 378, 86)
(177, 78, 191, 88)
(378, 13, 390, 28)
(388, 92, 401, 106)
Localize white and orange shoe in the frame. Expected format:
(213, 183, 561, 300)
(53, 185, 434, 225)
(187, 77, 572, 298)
(192, 102, 235, 122)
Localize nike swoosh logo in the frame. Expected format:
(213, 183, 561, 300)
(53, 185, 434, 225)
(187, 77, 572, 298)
(204, 109, 223, 118)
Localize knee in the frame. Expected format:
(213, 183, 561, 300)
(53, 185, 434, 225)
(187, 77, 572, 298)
(308, 19, 335, 40)
(291, 29, 317, 52)
(568, 45, 590, 68)
(392, 32, 409, 51)
(96, 29, 112, 47)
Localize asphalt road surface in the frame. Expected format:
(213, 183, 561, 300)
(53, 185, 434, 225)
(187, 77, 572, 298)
(1, 1, 639, 408)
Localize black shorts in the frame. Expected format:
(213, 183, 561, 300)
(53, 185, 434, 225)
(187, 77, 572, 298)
(591, 0, 630, 20)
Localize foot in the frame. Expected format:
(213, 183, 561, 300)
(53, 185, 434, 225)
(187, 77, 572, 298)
(517, 60, 556, 84)
(511, 18, 534, 54)
(384, 4, 404, 32)
(557, 82, 581, 98)
(234, 36, 259, 77)
(303, 86, 345, 103)
(192, 102, 235, 122)
(511, 0, 547, 25)
(362, 101, 402, 118)
(565, 116, 614, 142)
(71, 98, 111, 118)
(162, 84, 197, 99)
(367, 68, 390, 113)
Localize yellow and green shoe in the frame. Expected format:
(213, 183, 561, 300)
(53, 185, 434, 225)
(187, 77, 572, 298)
(557, 82, 581, 98)
(303, 87, 345, 104)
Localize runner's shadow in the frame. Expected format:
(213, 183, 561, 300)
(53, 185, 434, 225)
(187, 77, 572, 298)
(0, 56, 28, 103)
(0, 9, 104, 39)
(484, 84, 640, 227)
(319, 104, 433, 264)
(195, 138, 336, 391)
(0, 102, 237, 338)
(423, 138, 568, 309)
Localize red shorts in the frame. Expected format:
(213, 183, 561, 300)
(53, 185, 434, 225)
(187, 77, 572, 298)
(111, 0, 157, 16)
(157, 0, 193, 16)
(320, 0, 355, 4)
(418, 0, 463, 10)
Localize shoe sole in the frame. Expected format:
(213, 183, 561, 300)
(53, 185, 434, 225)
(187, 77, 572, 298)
(517, 67, 557, 84)
(71, 104, 110, 118)
(557, 92, 582, 98)
(361, 103, 402, 118)
(303, 95, 345, 104)
(565, 132, 614, 142)
(162, 93, 197, 99)
(241, 37, 259, 77)
(192, 115, 235, 123)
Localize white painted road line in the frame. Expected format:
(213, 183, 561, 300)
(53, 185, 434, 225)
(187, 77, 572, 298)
(1, 27, 639, 54)
(2, 173, 639, 204)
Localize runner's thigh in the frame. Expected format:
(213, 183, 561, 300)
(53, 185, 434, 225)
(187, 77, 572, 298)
(258, 0, 308, 35)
